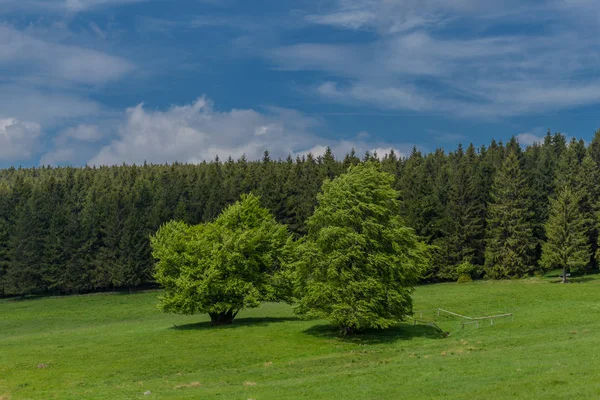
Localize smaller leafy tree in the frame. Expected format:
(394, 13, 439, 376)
(456, 261, 476, 283)
(541, 186, 590, 283)
(151, 194, 292, 325)
(293, 163, 429, 335)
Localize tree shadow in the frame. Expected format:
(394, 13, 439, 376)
(3, 293, 55, 302)
(170, 316, 300, 331)
(549, 276, 597, 284)
(544, 269, 600, 280)
(569, 276, 598, 283)
(303, 322, 447, 344)
(2, 286, 162, 302)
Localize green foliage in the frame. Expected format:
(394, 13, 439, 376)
(456, 261, 477, 279)
(152, 194, 292, 324)
(541, 186, 590, 280)
(484, 149, 537, 278)
(3, 133, 600, 294)
(439, 145, 485, 272)
(293, 163, 429, 334)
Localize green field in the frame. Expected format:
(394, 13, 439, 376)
(2, 276, 600, 399)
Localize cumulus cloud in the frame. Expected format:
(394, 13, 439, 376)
(39, 147, 79, 166)
(77, 97, 410, 166)
(88, 97, 318, 165)
(0, 118, 43, 161)
(61, 125, 103, 142)
(517, 132, 545, 146)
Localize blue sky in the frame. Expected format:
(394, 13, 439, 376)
(1, 0, 600, 167)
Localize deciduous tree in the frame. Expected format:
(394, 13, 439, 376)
(293, 163, 429, 334)
(152, 194, 292, 325)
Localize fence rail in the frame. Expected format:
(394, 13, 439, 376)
(412, 308, 514, 329)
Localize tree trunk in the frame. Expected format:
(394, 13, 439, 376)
(209, 310, 237, 325)
(562, 266, 568, 283)
(340, 325, 359, 336)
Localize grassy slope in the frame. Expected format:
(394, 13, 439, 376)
(2, 277, 600, 400)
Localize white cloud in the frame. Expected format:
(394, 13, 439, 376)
(68, 97, 412, 166)
(305, 0, 514, 34)
(39, 125, 106, 166)
(274, 1, 600, 118)
(64, 0, 143, 11)
(307, 10, 378, 30)
(0, 23, 132, 135)
(516, 132, 545, 146)
(318, 81, 432, 111)
(88, 97, 317, 165)
(0, 0, 146, 13)
(0, 118, 42, 161)
(62, 124, 103, 142)
(0, 24, 134, 86)
(0, 85, 105, 126)
(39, 147, 78, 166)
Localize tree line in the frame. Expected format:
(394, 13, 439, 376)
(1, 129, 600, 296)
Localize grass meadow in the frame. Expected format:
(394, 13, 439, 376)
(2, 275, 600, 399)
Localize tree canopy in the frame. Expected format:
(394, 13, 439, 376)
(293, 163, 429, 334)
(151, 194, 292, 324)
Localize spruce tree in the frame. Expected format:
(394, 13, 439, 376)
(397, 147, 426, 236)
(484, 149, 536, 278)
(589, 129, 600, 166)
(575, 153, 600, 269)
(441, 144, 485, 273)
(541, 186, 590, 283)
(0, 182, 12, 296)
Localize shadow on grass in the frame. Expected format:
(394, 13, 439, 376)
(303, 322, 447, 344)
(549, 276, 597, 284)
(544, 269, 600, 280)
(2, 286, 162, 303)
(3, 293, 61, 302)
(170, 316, 300, 331)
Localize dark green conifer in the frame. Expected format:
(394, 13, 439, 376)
(484, 148, 536, 278)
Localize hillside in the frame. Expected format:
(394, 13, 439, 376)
(2, 275, 599, 399)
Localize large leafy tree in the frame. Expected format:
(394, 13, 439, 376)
(293, 163, 429, 335)
(541, 186, 590, 283)
(484, 148, 537, 278)
(152, 194, 292, 325)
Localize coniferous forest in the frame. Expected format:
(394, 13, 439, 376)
(2, 130, 600, 297)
